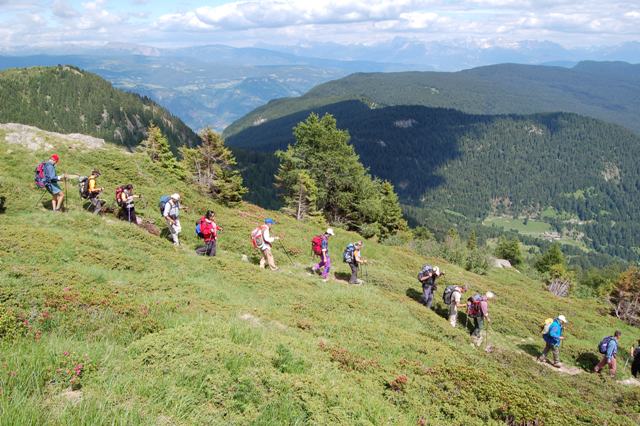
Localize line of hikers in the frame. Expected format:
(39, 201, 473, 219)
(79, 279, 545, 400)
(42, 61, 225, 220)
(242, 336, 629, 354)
(34, 155, 369, 282)
(34, 155, 640, 374)
(35, 154, 185, 246)
(537, 316, 630, 377)
(249, 219, 367, 284)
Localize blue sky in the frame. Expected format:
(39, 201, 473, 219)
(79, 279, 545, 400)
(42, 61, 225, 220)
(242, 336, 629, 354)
(1, 0, 639, 50)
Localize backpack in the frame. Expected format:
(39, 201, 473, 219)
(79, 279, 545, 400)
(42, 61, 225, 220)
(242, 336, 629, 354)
(195, 222, 204, 239)
(443, 285, 458, 305)
(466, 294, 484, 318)
(159, 195, 171, 215)
(78, 176, 90, 199)
(34, 162, 47, 188)
(417, 264, 433, 281)
(311, 235, 324, 256)
(343, 243, 356, 263)
(598, 336, 614, 355)
(541, 318, 554, 335)
(251, 225, 266, 248)
(115, 186, 125, 207)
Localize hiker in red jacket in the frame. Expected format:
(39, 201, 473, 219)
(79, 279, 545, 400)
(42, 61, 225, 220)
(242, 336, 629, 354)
(196, 210, 223, 257)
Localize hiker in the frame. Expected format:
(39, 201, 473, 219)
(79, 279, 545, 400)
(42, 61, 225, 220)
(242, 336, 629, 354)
(118, 184, 138, 223)
(631, 339, 640, 378)
(537, 315, 568, 368)
(467, 291, 494, 346)
(251, 218, 279, 270)
(86, 169, 104, 214)
(163, 193, 182, 246)
(418, 265, 442, 310)
(196, 210, 223, 257)
(312, 228, 335, 282)
(595, 330, 621, 377)
(41, 154, 65, 211)
(443, 284, 468, 327)
(345, 241, 366, 284)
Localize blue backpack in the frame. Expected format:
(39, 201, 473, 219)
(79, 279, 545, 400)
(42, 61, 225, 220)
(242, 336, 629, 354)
(159, 195, 171, 215)
(598, 336, 614, 355)
(195, 222, 204, 239)
(343, 243, 355, 263)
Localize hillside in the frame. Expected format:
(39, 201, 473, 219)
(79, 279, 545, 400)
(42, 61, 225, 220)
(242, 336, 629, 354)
(223, 61, 640, 137)
(0, 65, 199, 151)
(1, 124, 639, 424)
(228, 101, 640, 261)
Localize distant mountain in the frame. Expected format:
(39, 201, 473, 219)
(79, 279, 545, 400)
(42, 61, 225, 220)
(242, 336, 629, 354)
(258, 38, 640, 70)
(0, 65, 198, 150)
(224, 61, 640, 137)
(228, 100, 640, 261)
(0, 45, 418, 132)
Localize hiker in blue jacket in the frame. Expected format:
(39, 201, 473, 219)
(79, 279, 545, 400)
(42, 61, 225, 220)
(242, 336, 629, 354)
(43, 154, 65, 211)
(538, 315, 567, 368)
(595, 330, 621, 377)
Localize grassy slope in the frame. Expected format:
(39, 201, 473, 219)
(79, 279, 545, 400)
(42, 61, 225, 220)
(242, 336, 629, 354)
(0, 127, 639, 425)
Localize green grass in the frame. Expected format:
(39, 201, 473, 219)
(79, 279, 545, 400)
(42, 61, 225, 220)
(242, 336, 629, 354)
(1, 129, 639, 425)
(483, 216, 552, 235)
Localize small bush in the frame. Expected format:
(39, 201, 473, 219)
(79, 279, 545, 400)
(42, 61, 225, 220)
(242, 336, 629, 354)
(273, 344, 305, 374)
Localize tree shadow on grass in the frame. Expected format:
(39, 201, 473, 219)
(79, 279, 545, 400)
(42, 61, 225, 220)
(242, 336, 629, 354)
(406, 288, 424, 305)
(576, 352, 600, 371)
(0, 196, 6, 214)
(518, 343, 542, 357)
(334, 272, 352, 283)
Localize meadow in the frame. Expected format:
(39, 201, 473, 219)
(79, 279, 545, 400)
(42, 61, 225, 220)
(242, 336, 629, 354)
(0, 128, 639, 425)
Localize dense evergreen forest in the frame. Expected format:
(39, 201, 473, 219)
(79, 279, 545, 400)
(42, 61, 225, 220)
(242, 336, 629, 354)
(224, 61, 640, 137)
(228, 100, 640, 261)
(0, 66, 199, 151)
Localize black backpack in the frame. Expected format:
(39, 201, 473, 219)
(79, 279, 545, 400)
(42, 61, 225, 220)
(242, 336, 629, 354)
(78, 176, 90, 199)
(443, 285, 458, 305)
(343, 243, 355, 263)
(417, 264, 433, 281)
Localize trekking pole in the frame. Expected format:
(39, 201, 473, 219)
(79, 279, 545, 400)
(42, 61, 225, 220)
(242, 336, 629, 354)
(278, 239, 295, 266)
(34, 190, 47, 208)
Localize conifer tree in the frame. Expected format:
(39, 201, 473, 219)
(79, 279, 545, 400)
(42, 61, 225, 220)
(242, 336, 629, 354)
(181, 128, 246, 205)
(140, 123, 182, 176)
(275, 113, 406, 237)
(467, 229, 478, 250)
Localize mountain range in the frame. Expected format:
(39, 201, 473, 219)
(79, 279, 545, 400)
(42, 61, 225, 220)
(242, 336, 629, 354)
(225, 61, 640, 137)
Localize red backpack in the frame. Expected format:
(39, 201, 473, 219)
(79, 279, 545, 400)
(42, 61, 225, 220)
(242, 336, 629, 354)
(34, 162, 47, 188)
(115, 186, 125, 207)
(311, 235, 324, 255)
(466, 294, 485, 318)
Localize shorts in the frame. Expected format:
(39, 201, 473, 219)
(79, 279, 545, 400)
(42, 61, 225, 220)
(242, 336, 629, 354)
(46, 182, 62, 195)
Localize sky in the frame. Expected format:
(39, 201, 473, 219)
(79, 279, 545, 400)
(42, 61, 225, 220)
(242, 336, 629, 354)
(1, 0, 639, 50)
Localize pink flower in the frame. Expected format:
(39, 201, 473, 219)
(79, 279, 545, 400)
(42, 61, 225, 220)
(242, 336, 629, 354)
(63, 351, 70, 357)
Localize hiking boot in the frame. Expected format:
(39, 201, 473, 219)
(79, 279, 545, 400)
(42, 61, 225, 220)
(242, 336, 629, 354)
(537, 356, 547, 363)
(551, 362, 562, 368)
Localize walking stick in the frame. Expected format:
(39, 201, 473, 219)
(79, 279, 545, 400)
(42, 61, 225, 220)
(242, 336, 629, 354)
(278, 239, 295, 266)
(64, 175, 69, 210)
(34, 189, 47, 208)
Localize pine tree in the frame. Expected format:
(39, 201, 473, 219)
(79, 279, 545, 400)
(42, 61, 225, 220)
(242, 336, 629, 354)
(275, 113, 406, 237)
(535, 243, 565, 273)
(140, 123, 182, 176)
(467, 229, 478, 250)
(181, 128, 246, 205)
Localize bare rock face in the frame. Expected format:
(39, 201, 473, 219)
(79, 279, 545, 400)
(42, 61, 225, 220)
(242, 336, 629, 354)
(492, 258, 512, 269)
(0, 123, 105, 151)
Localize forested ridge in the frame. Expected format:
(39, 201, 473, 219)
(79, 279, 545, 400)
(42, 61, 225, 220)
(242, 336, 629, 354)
(224, 61, 640, 137)
(228, 100, 640, 261)
(0, 65, 199, 150)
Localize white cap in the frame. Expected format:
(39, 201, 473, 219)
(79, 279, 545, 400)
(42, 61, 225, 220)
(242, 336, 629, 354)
(326, 228, 335, 236)
(433, 266, 440, 276)
(558, 315, 567, 323)
(485, 291, 495, 299)
(171, 193, 180, 201)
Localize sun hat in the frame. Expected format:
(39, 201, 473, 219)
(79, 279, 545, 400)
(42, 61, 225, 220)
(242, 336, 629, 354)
(326, 228, 335, 236)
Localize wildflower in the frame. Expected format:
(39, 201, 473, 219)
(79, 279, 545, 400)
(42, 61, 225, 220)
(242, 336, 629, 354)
(63, 351, 70, 357)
